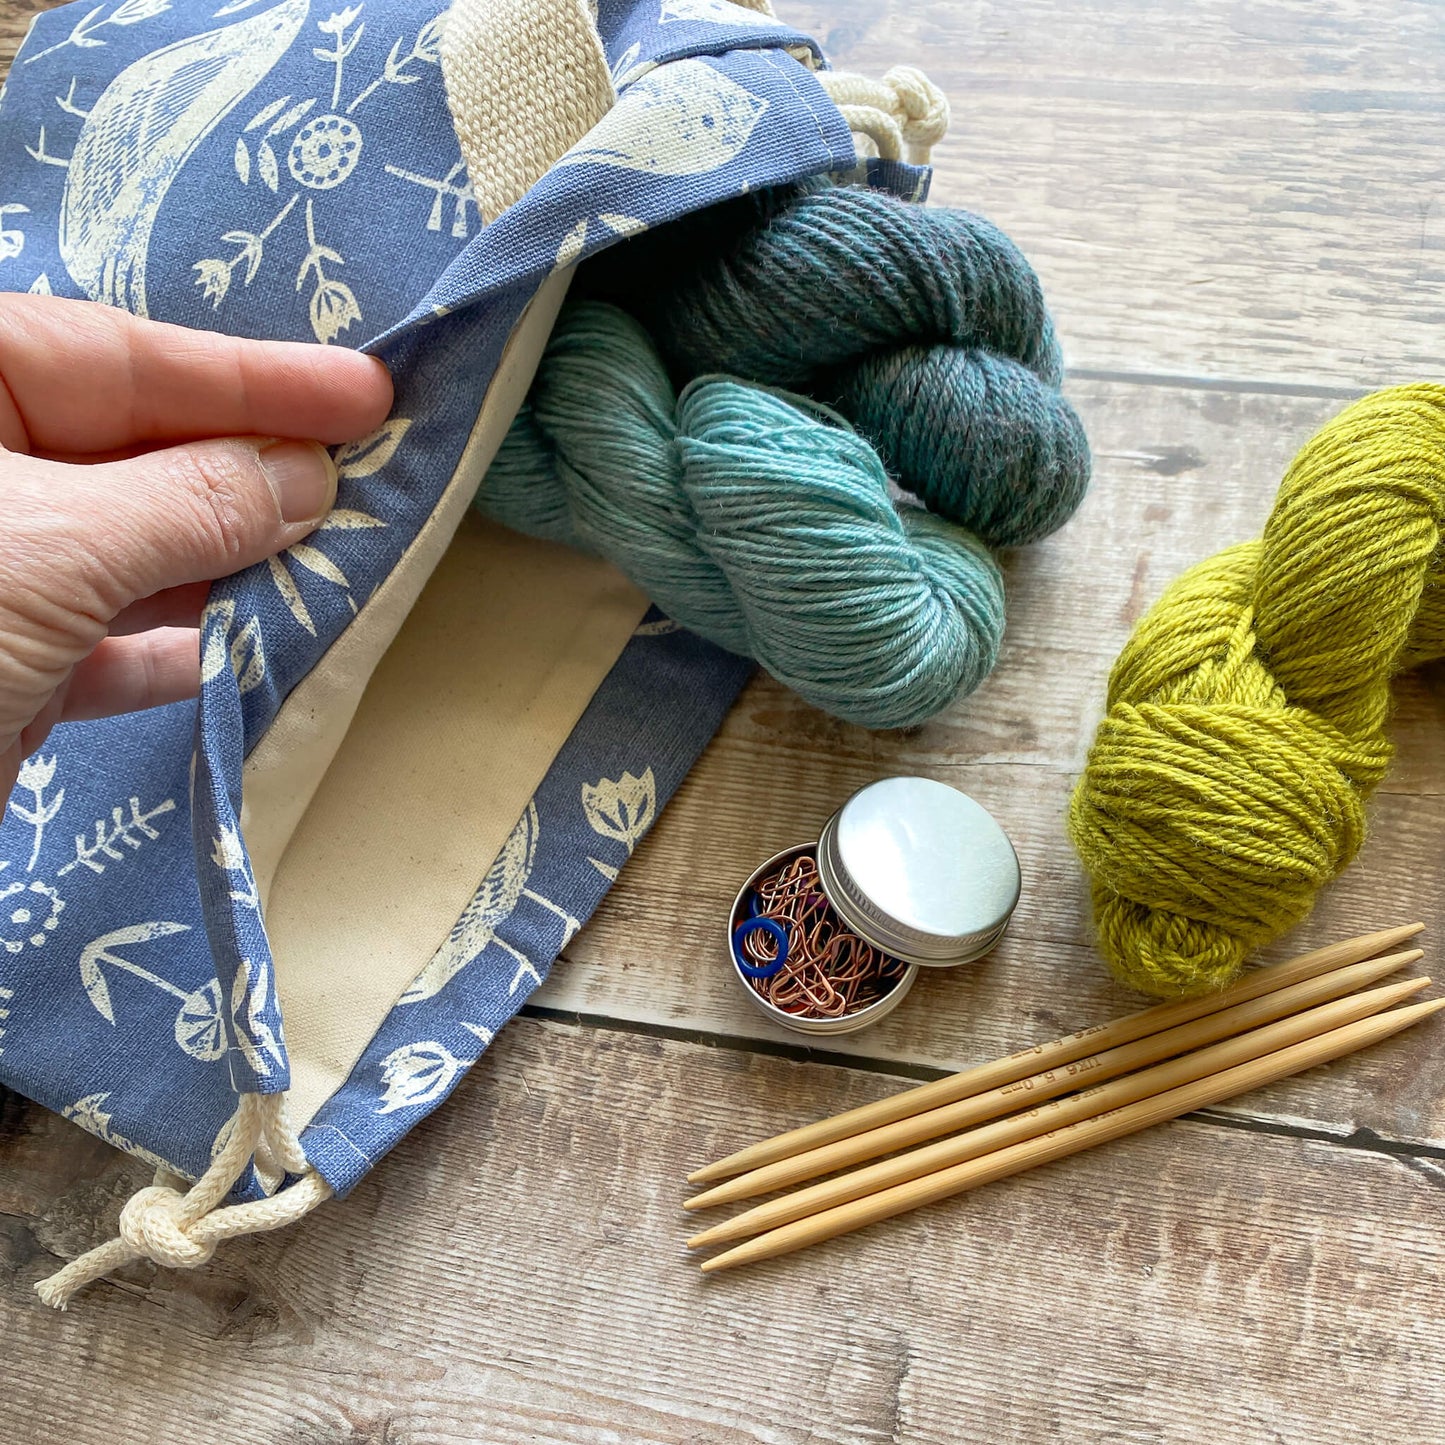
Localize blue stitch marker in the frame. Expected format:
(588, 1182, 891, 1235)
(732, 915, 788, 981)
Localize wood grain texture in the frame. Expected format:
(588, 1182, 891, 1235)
(0, 0, 1442, 1441)
(784, 0, 1445, 389)
(3, 1021, 1443, 1444)
(542, 379, 1445, 1147)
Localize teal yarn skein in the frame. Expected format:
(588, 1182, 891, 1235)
(579, 182, 1090, 548)
(477, 301, 1006, 730)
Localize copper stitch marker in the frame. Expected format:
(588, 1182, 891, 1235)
(727, 778, 1021, 1036)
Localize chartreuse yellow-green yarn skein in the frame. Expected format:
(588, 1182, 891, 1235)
(1070, 384, 1445, 999)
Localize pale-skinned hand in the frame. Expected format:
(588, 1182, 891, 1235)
(0, 294, 394, 803)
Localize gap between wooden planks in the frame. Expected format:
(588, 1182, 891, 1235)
(784, 0, 1445, 390)
(0, 0, 1437, 1435)
(1, 1016, 1442, 1443)
(540, 375, 1445, 1152)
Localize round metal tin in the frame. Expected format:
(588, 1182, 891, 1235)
(728, 844, 918, 1036)
(816, 777, 1020, 968)
(724, 780, 1019, 1034)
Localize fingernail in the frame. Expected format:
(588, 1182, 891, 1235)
(258, 440, 337, 526)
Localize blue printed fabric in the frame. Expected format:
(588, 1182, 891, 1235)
(0, 0, 858, 1197)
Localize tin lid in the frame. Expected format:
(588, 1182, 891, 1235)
(815, 777, 1021, 968)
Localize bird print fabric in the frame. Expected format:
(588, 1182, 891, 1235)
(0, 0, 910, 1202)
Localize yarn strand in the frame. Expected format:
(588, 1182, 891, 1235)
(578, 181, 1090, 547)
(487, 181, 1093, 727)
(479, 301, 1006, 729)
(1070, 385, 1445, 997)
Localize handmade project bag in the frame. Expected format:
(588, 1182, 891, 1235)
(0, 0, 928, 1303)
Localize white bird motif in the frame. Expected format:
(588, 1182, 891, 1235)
(555, 57, 768, 178)
(398, 803, 539, 1005)
(59, 0, 309, 315)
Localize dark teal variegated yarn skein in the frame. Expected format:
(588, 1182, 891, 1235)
(477, 302, 1006, 730)
(579, 182, 1090, 547)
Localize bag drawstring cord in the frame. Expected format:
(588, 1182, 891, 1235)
(818, 66, 951, 166)
(35, 1092, 330, 1309)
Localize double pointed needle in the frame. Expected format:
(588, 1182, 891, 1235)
(688, 923, 1424, 1186)
(688, 972, 1429, 1249)
(686, 948, 1423, 1210)
(698, 994, 1444, 1272)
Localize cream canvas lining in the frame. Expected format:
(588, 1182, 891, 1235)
(238, 0, 639, 1140)
(254, 0, 782, 1132)
(268, 516, 646, 1129)
(238, 270, 648, 1131)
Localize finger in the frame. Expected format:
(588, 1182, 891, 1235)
(58, 628, 200, 723)
(109, 582, 211, 637)
(0, 294, 393, 455)
(0, 739, 18, 804)
(11, 436, 337, 613)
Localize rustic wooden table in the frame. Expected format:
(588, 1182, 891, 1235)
(2, 2, 1442, 1441)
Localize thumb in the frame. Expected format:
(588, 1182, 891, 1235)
(48, 436, 339, 612)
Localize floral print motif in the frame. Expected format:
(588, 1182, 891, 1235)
(287, 112, 362, 188)
(0, 0, 846, 1193)
(187, 4, 450, 341)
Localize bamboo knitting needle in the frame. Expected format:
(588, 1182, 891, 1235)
(687, 973, 1429, 1248)
(687, 922, 1424, 1183)
(699, 996, 1445, 1273)
(685, 948, 1423, 1209)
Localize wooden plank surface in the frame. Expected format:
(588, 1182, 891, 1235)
(4, 1019, 1445, 1444)
(784, 0, 1445, 390)
(540, 378, 1445, 1147)
(1, 1, 1443, 1442)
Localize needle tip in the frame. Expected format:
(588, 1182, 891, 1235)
(684, 1182, 740, 1209)
(1370, 922, 1428, 951)
(1387, 976, 1433, 995)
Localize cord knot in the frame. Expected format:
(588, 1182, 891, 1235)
(880, 66, 949, 150)
(818, 65, 951, 163)
(118, 1185, 217, 1270)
